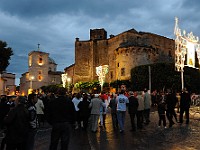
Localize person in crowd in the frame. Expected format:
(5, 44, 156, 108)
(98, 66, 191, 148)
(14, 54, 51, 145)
(151, 90, 158, 107)
(0, 96, 10, 150)
(72, 93, 82, 130)
(89, 94, 106, 133)
(143, 88, 151, 125)
(35, 96, 45, 127)
(99, 97, 107, 129)
(108, 94, 118, 129)
(26, 93, 38, 150)
(47, 87, 75, 150)
(179, 88, 191, 124)
(136, 91, 144, 130)
(116, 90, 129, 133)
(157, 92, 167, 128)
(176, 92, 181, 113)
(4, 96, 29, 150)
(77, 94, 91, 131)
(128, 91, 139, 131)
(0, 96, 10, 130)
(165, 89, 178, 127)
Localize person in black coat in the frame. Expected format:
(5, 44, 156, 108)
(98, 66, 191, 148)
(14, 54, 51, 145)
(128, 91, 139, 131)
(47, 87, 75, 150)
(4, 96, 29, 150)
(77, 94, 91, 131)
(165, 89, 178, 127)
(0, 96, 10, 130)
(157, 92, 167, 128)
(179, 88, 191, 124)
(108, 94, 118, 129)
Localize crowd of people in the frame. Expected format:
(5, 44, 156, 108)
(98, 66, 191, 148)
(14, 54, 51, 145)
(0, 87, 192, 150)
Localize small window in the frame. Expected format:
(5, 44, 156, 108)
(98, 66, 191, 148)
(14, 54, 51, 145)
(121, 68, 125, 76)
(38, 55, 43, 65)
(110, 71, 113, 79)
(52, 77, 56, 82)
(117, 63, 119, 67)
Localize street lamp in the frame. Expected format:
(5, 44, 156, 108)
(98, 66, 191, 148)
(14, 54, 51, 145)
(67, 77, 71, 92)
(30, 76, 34, 89)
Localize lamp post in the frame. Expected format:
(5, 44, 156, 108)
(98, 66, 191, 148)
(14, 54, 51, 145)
(30, 76, 34, 89)
(67, 77, 71, 92)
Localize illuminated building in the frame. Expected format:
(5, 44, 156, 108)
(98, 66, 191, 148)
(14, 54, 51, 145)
(0, 72, 15, 95)
(65, 28, 174, 86)
(20, 48, 63, 95)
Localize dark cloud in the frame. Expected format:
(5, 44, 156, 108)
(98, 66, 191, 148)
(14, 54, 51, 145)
(1, 0, 200, 85)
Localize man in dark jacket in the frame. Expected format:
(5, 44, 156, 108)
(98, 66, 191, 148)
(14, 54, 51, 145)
(0, 96, 10, 130)
(4, 96, 29, 150)
(179, 88, 191, 124)
(128, 91, 139, 131)
(47, 87, 75, 150)
(165, 89, 178, 127)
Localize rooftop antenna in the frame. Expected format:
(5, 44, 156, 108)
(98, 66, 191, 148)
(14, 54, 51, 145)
(37, 43, 40, 51)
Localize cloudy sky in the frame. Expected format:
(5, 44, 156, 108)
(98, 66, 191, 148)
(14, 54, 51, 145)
(0, 0, 200, 85)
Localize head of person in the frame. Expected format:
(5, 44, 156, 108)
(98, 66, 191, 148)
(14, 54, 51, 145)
(144, 88, 148, 93)
(28, 93, 38, 105)
(16, 96, 27, 106)
(82, 93, 88, 101)
(94, 94, 99, 98)
(76, 93, 81, 99)
(120, 89, 125, 95)
(56, 87, 67, 96)
(134, 91, 138, 97)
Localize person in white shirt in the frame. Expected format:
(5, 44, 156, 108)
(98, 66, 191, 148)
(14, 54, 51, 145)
(35, 97, 45, 127)
(116, 90, 129, 133)
(72, 93, 82, 129)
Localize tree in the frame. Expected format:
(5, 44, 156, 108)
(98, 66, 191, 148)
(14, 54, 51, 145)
(131, 63, 200, 93)
(0, 40, 13, 73)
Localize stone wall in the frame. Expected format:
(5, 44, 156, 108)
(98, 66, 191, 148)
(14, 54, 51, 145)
(71, 28, 175, 84)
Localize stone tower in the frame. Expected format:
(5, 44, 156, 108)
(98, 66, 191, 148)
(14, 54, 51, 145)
(20, 49, 63, 95)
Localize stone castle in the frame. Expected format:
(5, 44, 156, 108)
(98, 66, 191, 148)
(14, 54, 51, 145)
(65, 28, 175, 85)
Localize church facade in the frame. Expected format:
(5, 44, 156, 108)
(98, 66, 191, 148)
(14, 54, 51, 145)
(65, 28, 175, 85)
(20, 50, 63, 95)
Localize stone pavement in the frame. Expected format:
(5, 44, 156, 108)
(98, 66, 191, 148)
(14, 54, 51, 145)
(1, 106, 200, 150)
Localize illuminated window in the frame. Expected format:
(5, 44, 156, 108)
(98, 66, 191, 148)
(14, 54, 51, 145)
(52, 77, 56, 82)
(38, 75, 42, 81)
(121, 68, 125, 76)
(38, 70, 42, 74)
(38, 55, 43, 65)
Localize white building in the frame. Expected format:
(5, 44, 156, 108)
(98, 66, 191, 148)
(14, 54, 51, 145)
(20, 50, 63, 96)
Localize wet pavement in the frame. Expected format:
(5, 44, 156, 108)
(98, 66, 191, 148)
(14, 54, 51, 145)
(1, 106, 200, 150)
